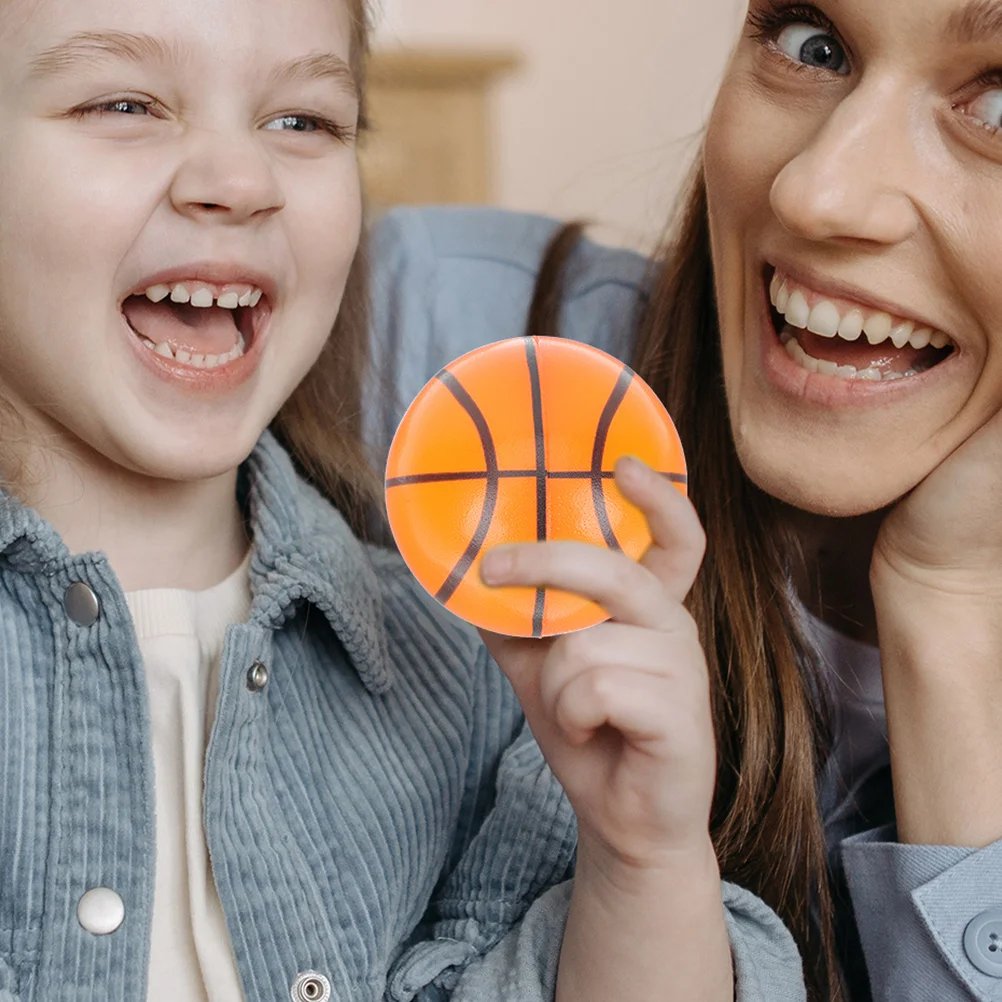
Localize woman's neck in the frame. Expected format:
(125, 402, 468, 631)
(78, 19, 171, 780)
(786, 506, 885, 647)
(9, 438, 250, 592)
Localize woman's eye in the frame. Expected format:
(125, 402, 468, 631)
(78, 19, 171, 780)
(775, 23, 850, 75)
(963, 88, 1002, 132)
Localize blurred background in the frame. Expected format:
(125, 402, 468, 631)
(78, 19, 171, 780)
(360, 0, 747, 251)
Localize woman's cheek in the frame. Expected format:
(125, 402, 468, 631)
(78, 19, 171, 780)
(706, 82, 777, 216)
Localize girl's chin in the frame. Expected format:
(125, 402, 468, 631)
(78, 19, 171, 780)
(103, 423, 263, 483)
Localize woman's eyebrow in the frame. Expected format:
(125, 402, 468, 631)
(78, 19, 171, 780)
(26, 29, 358, 98)
(946, 0, 1002, 43)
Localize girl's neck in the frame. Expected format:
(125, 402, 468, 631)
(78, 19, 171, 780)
(786, 506, 885, 647)
(10, 440, 251, 592)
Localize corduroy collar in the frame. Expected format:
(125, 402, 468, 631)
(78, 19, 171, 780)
(0, 429, 392, 693)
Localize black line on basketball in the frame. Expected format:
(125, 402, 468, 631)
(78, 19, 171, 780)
(531, 588, 546, 639)
(524, 339, 548, 543)
(387, 470, 493, 487)
(434, 370, 499, 604)
(387, 469, 688, 487)
(524, 338, 548, 636)
(524, 339, 549, 636)
(591, 366, 634, 552)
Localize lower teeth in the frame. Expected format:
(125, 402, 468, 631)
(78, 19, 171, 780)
(139, 334, 246, 369)
(781, 331, 919, 381)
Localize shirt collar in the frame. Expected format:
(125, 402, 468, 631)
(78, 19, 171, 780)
(0, 429, 393, 694)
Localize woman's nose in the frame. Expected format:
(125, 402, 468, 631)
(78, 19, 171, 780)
(769, 81, 921, 246)
(169, 126, 285, 224)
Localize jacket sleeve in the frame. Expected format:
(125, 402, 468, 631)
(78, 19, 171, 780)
(383, 647, 808, 1002)
(842, 825, 1002, 1001)
(382, 643, 578, 1002)
(445, 879, 807, 1002)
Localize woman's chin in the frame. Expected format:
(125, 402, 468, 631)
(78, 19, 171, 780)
(736, 449, 913, 519)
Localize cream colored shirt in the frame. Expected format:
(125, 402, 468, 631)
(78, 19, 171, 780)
(125, 550, 253, 1002)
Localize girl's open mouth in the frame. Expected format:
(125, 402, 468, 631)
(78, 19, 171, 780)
(765, 266, 955, 382)
(120, 279, 270, 370)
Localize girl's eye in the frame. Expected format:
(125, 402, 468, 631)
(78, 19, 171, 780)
(775, 23, 850, 75)
(81, 98, 155, 117)
(265, 114, 321, 132)
(262, 114, 354, 143)
(962, 88, 1002, 133)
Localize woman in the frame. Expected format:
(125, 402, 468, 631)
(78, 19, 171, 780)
(368, 0, 1002, 998)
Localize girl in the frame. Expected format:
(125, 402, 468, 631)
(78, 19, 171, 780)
(0, 0, 791, 1000)
(368, 0, 1002, 998)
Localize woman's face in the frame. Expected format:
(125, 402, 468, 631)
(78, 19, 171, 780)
(0, 0, 360, 486)
(704, 0, 1002, 515)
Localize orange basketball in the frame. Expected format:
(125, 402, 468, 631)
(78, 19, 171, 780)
(384, 336, 687, 637)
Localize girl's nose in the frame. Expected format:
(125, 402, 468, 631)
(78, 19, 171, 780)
(769, 79, 921, 247)
(169, 127, 286, 223)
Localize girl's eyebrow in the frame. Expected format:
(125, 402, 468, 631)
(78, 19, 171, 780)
(26, 29, 358, 98)
(947, 0, 1002, 43)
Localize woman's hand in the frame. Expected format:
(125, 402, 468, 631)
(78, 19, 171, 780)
(874, 403, 1002, 592)
(872, 405, 1002, 846)
(477, 455, 716, 866)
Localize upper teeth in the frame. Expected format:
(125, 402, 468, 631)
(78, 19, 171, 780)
(144, 282, 264, 309)
(770, 271, 951, 351)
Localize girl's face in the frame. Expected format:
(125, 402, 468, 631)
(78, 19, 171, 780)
(0, 0, 360, 485)
(704, 0, 1002, 515)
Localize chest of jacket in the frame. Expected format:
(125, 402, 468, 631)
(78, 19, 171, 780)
(0, 565, 483, 1002)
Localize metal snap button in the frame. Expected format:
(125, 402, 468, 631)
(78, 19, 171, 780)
(63, 582, 100, 627)
(290, 970, 331, 1002)
(246, 660, 269, 692)
(964, 908, 1002, 977)
(77, 887, 125, 935)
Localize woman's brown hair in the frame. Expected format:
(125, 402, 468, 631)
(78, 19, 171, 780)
(269, 0, 388, 542)
(526, 159, 842, 1002)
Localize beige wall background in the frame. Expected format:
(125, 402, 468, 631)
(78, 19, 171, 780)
(371, 0, 747, 249)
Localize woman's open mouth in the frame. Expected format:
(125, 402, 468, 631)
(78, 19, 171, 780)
(765, 266, 955, 382)
(120, 279, 270, 370)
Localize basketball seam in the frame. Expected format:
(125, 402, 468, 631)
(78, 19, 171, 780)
(432, 369, 500, 606)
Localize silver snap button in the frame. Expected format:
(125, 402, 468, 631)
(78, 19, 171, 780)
(290, 971, 331, 1002)
(965, 908, 1002, 977)
(63, 582, 100, 627)
(246, 660, 269, 692)
(77, 887, 125, 935)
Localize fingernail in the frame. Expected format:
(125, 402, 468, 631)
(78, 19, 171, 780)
(617, 455, 649, 485)
(481, 548, 513, 584)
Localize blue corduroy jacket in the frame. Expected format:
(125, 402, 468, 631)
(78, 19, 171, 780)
(0, 423, 804, 1002)
(0, 429, 581, 1002)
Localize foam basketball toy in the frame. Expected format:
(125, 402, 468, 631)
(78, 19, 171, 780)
(384, 336, 687, 638)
